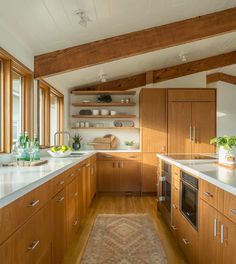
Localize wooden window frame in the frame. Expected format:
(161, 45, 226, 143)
(38, 80, 64, 147)
(0, 48, 33, 153)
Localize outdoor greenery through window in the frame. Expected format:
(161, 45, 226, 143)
(12, 71, 24, 143)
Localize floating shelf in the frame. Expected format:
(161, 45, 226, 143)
(72, 102, 136, 107)
(71, 127, 139, 130)
(71, 90, 136, 95)
(72, 114, 136, 119)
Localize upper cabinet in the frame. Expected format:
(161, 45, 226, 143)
(168, 89, 216, 154)
(140, 88, 167, 153)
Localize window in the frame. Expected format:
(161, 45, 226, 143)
(12, 71, 24, 142)
(0, 60, 3, 151)
(50, 92, 59, 145)
(39, 87, 45, 145)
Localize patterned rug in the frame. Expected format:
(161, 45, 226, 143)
(81, 214, 167, 264)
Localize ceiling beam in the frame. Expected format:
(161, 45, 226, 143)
(73, 50, 236, 91)
(207, 72, 236, 85)
(34, 7, 236, 78)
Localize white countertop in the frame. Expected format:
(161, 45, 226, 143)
(0, 149, 141, 208)
(156, 154, 236, 195)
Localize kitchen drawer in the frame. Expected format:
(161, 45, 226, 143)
(98, 152, 141, 161)
(199, 180, 218, 209)
(0, 181, 52, 245)
(0, 201, 52, 264)
(64, 167, 77, 184)
(51, 172, 66, 197)
(224, 191, 236, 224)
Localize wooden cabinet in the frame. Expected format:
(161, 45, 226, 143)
(142, 153, 157, 193)
(66, 176, 79, 248)
(168, 101, 216, 154)
(98, 155, 141, 193)
(90, 158, 97, 200)
(140, 88, 167, 153)
(223, 191, 236, 224)
(0, 202, 52, 264)
(52, 189, 66, 264)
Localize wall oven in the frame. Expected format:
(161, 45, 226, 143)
(180, 171, 199, 229)
(158, 161, 172, 225)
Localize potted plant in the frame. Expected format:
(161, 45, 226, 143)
(210, 136, 236, 165)
(72, 134, 82, 150)
(124, 140, 136, 150)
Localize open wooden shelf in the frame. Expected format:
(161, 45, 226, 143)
(72, 114, 136, 119)
(71, 127, 139, 130)
(71, 90, 136, 95)
(72, 102, 136, 107)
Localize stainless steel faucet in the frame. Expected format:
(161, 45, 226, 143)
(54, 131, 71, 146)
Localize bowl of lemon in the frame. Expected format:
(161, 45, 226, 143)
(48, 145, 73, 158)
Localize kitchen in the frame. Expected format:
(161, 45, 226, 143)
(1, 1, 236, 264)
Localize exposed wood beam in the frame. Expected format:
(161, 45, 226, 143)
(35, 7, 236, 78)
(207, 72, 236, 85)
(73, 51, 236, 91)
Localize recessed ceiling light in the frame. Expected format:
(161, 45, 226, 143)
(179, 52, 187, 62)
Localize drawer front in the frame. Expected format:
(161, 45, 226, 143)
(224, 191, 236, 224)
(98, 152, 141, 161)
(199, 180, 218, 209)
(65, 167, 78, 184)
(51, 172, 66, 196)
(0, 182, 52, 245)
(172, 166, 180, 183)
(0, 202, 52, 264)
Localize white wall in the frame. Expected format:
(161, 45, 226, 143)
(0, 23, 34, 70)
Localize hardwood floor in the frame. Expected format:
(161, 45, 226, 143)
(63, 196, 186, 264)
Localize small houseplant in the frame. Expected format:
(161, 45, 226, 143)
(124, 140, 136, 150)
(210, 136, 236, 164)
(72, 134, 82, 150)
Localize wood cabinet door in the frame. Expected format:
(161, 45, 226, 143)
(119, 161, 141, 192)
(140, 89, 167, 152)
(218, 214, 236, 264)
(192, 102, 216, 153)
(168, 102, 192, 153)
(199, 200, 218, 264)
(82, 165, 87, 217)
(52, 189, 66, 264)
(141, 153, 157, 193)
(90, 161, 97, 199)
(85, 163, 91, 208)
(66, 177, 79, 248)
(98, 161, 119, 192)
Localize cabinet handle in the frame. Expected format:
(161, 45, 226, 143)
(73, 219, 78, 226)
(203, 191, 213, 198)
(213, 219, 217, 237)
(102, 155, 113, 158)
(189, 126, 192, 141)
(230, 209, 236, 215)
(27, 200, 39, 207)
(70, 173, 75, 177)
(193, 126, 196, 142)
(56, 196, 64, 202)
(182, 238, 190, 245)
(58, 180, 65, 185)
(119, 162, 123, 169)
(172, 204, 177, 209)
(220, 224, 224, 244)
(74, 192, 78, 197)
(28, 240, 40, 251)
(171, 225, 177, 230)
(77, 168, 81, 172)
(128, 156, 136, 158)
(86, 164, 90, 167)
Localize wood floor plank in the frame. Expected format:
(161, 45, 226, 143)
(63, 196, 186, 264)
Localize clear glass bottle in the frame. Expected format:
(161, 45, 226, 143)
(24, 131, 30, 161)
(33, 134, 40, 160)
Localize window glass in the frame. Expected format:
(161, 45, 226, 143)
(12, 71, 23, 142)
(50, 93, 59, 145)
(39, 88, 45, 145)
(0, 61, 2, 149)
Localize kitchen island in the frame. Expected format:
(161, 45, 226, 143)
(157, 153, 236, 264)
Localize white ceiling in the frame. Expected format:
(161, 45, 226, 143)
(0, 0, 236, 55)
(45, 31, 236, 90)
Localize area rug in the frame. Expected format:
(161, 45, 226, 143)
(81, 214, 167, 264)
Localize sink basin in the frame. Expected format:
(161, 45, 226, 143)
(70, 152, 85, 157)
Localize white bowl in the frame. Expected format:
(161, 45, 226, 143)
(47, 150, 72, 158)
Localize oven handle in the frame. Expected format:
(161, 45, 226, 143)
(180, 179, 198, 191)
(158, 176, 166, 202)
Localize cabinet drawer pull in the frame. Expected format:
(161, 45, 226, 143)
(102, 155, 113, 158)
(182, 238, 190, 245)
(28, 240, 40, 251)
(230, 209, 236, 215)
(172, 204, 177, 209)
(70, 173, 75, 177)
(171, 225, 177, 230)
(86, 164, 90, 167)
(203, 191, 213, 198)
(220, 224, 224, 244)
(27, 200, 39, 207)
(213, 219, 217, 237)
(74, 192, 78, 197)
(128, 156, 137, 158)
(77, 168, 81, 172)
(56, 197, 64, 202)
(58, 180, 65, 185)
(73, 219, 78, 226)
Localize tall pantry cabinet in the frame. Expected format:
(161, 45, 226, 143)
(140, 88, 167, 193)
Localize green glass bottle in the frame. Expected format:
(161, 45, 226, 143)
(18, 132, 25, 160)
(24, 131, 30, 161)
(33, 134, 40, 160)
